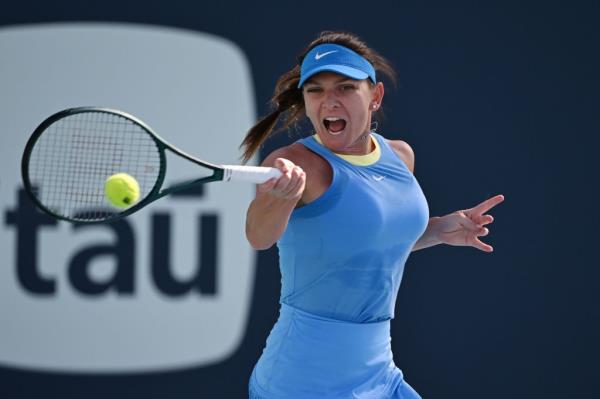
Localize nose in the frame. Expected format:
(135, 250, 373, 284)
(322, 90, 340, 109)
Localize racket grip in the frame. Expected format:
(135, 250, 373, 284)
(222, 165, 282, 184)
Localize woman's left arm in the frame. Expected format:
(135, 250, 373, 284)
(386, 139, 505, 253)
(412, 194, 505, 252)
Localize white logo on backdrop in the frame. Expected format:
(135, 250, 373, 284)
(0, 23, 257, 373)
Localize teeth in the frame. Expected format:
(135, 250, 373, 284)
(324, 117, 342, 121)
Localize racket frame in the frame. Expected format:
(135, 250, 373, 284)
(22, 107, 227, 223)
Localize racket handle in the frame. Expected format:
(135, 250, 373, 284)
(222, 165, 282, 184)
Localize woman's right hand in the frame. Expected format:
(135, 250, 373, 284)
(246, 153, 308, 249)
(258, 158, 306, 201)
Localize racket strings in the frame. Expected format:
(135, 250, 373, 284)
(27, 111, 161, 222)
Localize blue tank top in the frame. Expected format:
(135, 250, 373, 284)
(277, 132, 430, 323)
(249, 133, 428, 398)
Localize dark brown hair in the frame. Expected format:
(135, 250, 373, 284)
(240, 31, 397, 163)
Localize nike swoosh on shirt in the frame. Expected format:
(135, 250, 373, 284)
(315, 50, 338, 60)
(373, 175, 385, 181)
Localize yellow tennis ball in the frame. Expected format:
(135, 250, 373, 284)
(104, 173, 140, 208)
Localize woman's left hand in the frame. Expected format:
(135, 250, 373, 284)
(433, 194, 505, 252)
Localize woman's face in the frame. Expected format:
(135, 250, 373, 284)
(302, 72, 384, 155)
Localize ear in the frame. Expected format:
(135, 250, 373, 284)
(371, 82, 385, 110)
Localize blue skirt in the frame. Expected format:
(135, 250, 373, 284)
(249, 303, 422, 399)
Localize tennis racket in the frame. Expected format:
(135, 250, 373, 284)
(21, 107, 281, 224)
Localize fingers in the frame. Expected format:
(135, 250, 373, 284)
(481, 214, 494, 225)
(467, 221, 492, 252)
(447, 202, 499, 252)
(464, 195, 503, 231)
(470, 194, 505, 216)
(457, 211, 492, 251)
(469, 216, 492, 249)
(472, 236, 493, 252)
(274, 166, 305, 197)
(458, 211, 487, 233)
(256, 177, 279, 193)
(274, 157, 292, 171)
(472, 213, 494, 226)
(286, 169, 306, 197)
(258, 158, 306, 199)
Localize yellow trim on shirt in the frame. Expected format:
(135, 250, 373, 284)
(312, 134, 381, 166)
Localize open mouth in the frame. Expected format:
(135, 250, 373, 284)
(323, 117, 347, 135)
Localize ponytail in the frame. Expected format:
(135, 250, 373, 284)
(240, 65, 304, 163)
(240, 109, 282, 163)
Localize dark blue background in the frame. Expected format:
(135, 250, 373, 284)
(2, 2, 599, 398)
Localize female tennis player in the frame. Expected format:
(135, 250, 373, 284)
(241, 31, 504, 399)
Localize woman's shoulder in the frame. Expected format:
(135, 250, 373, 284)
(385, 138, 415, 173)
(260, 139, 327, 171)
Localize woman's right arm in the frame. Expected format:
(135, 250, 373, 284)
(245, 149, 306, 250)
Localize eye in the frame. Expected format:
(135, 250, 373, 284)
(339, 84, 356, 92)
(305, 86, 322, 94)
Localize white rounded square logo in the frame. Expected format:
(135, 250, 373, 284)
(0, 23, 257, 373)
